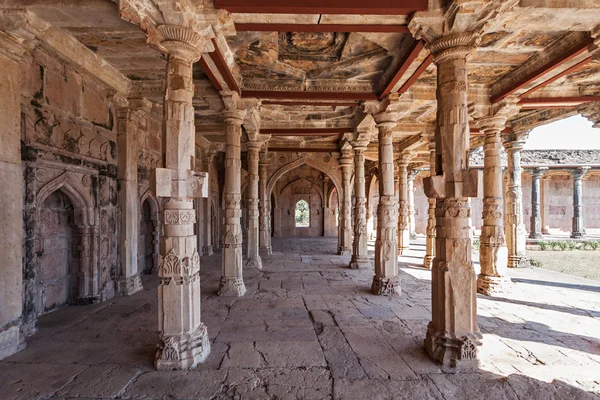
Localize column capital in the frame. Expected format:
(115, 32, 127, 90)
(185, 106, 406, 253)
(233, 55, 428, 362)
(572, 166, 590, 181)
(502, 131, 528, 151)
(396, 152, 410, 168)
(155, 24, 214, 63)
(529, 167, 548, 178)
(429, 32, 479, 63)
(408, 169, 420, 180)
(246, 141, 263, 152)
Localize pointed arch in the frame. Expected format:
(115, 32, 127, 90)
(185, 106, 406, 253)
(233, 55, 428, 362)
(36, 172, 95, 226)
(140, 189, 160, 222)
(280, 177, 324, 205)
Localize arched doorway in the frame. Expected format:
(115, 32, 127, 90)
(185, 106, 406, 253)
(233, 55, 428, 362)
(139, 199, 154, 274)
(38, 191, 79, 314)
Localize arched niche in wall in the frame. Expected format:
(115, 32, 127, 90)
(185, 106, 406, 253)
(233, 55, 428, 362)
(139, 189, 161, 274)
(277, 174, 324, 237)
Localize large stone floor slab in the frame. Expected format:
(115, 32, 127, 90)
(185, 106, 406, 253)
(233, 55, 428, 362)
(1, 237, 599, 399)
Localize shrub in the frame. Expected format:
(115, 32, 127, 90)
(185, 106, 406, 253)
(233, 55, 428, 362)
(557, 241, 569, 251)
(472, 239, 480, 250)
(538, 241, 549, 251)
(567, 241, 578, 251)
(590, 240, 600, 250)
(529, 258, 543, 267)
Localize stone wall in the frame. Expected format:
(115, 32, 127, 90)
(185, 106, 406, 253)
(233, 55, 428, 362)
(20, 48, 119, 334)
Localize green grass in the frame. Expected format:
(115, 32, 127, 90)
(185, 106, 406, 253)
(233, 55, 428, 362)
(527, 250, 600, 281)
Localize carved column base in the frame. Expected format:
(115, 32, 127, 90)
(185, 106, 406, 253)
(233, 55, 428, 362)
(371, 275, 401, 296)
(423, 255, 434, 269)
(218, 277, 247, 297)
(338, 246, 352, 256)
(117, 275, 143, 296)
(529, 233, 543, 240)
(203, 246, 214, 256)
(477, 275, 511, 296)
(508, 255, 531, 269)
(349, 257, 370, 270)
(571, 232, 585, 239)
(0, 325, 26, 360)
(246, 256, 263, 270)
(155, 325, 211, 370)
(260, 246, 272, 256)
(424, 322, 482, 372)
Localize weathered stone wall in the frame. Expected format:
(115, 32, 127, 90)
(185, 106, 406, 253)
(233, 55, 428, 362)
(20, 48, 119, 333)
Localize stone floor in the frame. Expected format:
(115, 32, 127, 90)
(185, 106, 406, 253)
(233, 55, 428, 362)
(2, 237, 600, 400)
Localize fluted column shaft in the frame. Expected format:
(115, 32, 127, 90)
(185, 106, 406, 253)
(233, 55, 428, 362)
(338, 151, 353, 256)
(218, 109, 246, 296)
(503, 135, 528, 268)
(571, 167, 589, 238)
(372, 120, 400, 295)
(349, 144, 370, 269)
(246, 143, 262, 268)
(477, 120, 510, 295)
(529, 168, 546, 239)
(397, 156, 410, 255)
(424, 138, 436, 268)
(259, 157, 272, 254)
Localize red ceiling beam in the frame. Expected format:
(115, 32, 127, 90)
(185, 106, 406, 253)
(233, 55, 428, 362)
(520, 56, 593, 98)
(214, 0, 428, 15)
(379, 40, 424, 99)
(242, 90, 378, 101)
(198, 56, 223, 92)
(397, 53, 433, 94)
(235, 23, 409, 33)
(207, 38, 240, 94)
(268, 147, 338, 152)
(262, 100, 358, 107)
(518, 96, 600, 108)
(263, 128, 348, 136)
(491, 37, 594, 103)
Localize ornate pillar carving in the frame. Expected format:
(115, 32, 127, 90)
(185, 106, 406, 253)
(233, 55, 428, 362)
(152, 25, 212, 370)
(218, 92, 246, 296)
(338, 148, 353, 256)
(423, 137, 436, 269)
(259, 153, 272, 254)
(503, 132, 529, 268)
(245, 142, 263, 268)
(397, 154, 410, 255)
(202, 151, 216, 256)
(420, 33, 481, 370)
(477, 114, 513, 296)
(371, 104, 400, 295)
(529, 167, 547, 240)
(349, 138, 370, 269)
(571, 167, 589, 239)
(407, 169, 418, 239)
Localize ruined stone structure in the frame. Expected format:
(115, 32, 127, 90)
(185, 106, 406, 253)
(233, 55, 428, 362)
(1, 0, 600, 391)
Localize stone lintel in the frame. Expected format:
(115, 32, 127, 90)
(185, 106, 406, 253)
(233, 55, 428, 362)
(154, 169, 209, 199)
(423, 169, 480, 199)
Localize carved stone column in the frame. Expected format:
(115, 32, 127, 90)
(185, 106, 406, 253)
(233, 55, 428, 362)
(408, 169, 418, 239)
(397, 154, 410, 255)
(338, 149, 353, 256)
(529, 167, 547, 239)
(422, 33, 481, 370)
(152, 25, 212, 370)
(571, 167, 589, 239)
(349, 140, 370, 269)
(372, 111, 400, 295)
(218, 92, 246, 296)
(259, 155, 272, 254)
(246, 142, 262, 268)
(423, 138, 436, 269)
(503, 133, 528, 268)
(203, 151, 216, 256)
(116, 98, 150, 296)
(477, 117, 511, 296)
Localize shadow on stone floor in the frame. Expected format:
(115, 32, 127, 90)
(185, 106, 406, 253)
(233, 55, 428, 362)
(484, 295, 599, 318)
(511, 278, 600, 293)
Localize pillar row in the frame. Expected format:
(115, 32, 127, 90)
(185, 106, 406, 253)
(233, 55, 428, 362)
(203, 151, 216, 256)
(571, 167, 589, 239)
(259, 155, 272, 254)
(338, 150, 353, 256)
(349, 141, 370, 269)
(529, 167, 546, 240)
(397, 154, 410, 255)
(407, 169, 418, 239)
(245, 142, 262, 269)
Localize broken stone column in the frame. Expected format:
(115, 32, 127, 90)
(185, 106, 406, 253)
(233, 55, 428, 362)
(423, 137, 436, 269)
(477, 116, 511, 296)
(152, 25, 212, 370)
(218, 91, 246, 296)
(529, 167, 547, 240)
(349, 138, 370, 269)
(397, 154, 410, 255)
(338, 148, 353, 256)
(259, 154, 272, 254)
(0, 51, 26, 360)
(408, 169, 418, 239)
(371, 105, 400, 295)
(203, 151, 216, 256)
(421, 33, 481, 369)
(503, 132, 528, 268)
(245, 141, 263, 269)
(571, 167, 589, 239)
(116, 98, 150, 296)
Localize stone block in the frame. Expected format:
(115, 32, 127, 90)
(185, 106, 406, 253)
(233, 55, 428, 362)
(22, 56, 44, 99)
(43, 279, 70, 311)
(40, 250, 69, 282)
(45, 65, 82, 116)
(82, 79, 109, 127)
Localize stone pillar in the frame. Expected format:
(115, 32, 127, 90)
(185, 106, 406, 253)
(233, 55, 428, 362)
(349, 141, 370, 269)
(116, 99, 149, 296)
(259, 155, 272, 254)
(477, 117, 511, 296)
(571, 167, 589, 239)
(0, 51, 26, 360)
(529, 167, 546, 240)
(397, 154, 410, 255)
(273, 206, 282, 237)
(423, 33, 481, 370)
(372, 113, 400, 295)
(246, 142, 262, 268)
(408, 169, 418, 239)
(338, 150, 353, 256)
(203, 152, 216, 256)
(503, 133, 528, 268)
(153, 26, 211, 370)
(218, 92, 246, 296)
(423, 138, 436, 269)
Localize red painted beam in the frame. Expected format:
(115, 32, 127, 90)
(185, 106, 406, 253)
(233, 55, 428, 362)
(491, 37, 594, 103)
(262, 100, 358, 107)
(242, 90, 378, 101)
(198, 56, 223, 92)
(268, 147, 338, 152)
(379, 40, 424, 99)
(208, 39, 240, 94)
(397, 53, 433, 94)
(519, 96, 600, 108)
(215, 0, 428, 15)
(263, 128, 348, 135)
(235, 23, 409, 33)
(520, 56, 593, 98)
